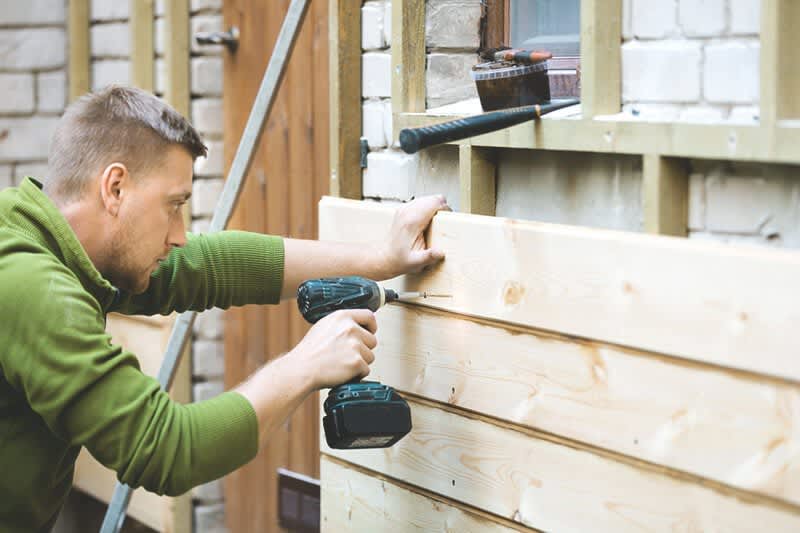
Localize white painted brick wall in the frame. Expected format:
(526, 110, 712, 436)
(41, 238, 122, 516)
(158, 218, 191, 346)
(621, 41, 701, 102)
(678, 0, 726, 37)
(91, 22, 131, 57)
(193, 479, 224, 502)
(362, 100, 387, 148)
(194, 503, 228, 533)
(382, 99, 394, 147)
(0, 74, 35, 114)
(192, 98, 223, 136)
(704, 41, 760, 104)
(191, 0, 223, 12)
(730, 0, 760, 35)
(191, 15, 224, 54)
(678, 105, 725, 123)
(362, 52, 391, 98)
(193, 340, 224, 379)
(194, 381, 225, 403)
(362, 2, 386, 50)
(90, 0, 129, 21)
(91, 60, 131, 91)
(383, 1, 392, 46)
(0, 0, 66, 25)
(0, 29, 66, 70)
(631, 0, 677, 39)
(728, 105, 759, 124)
(192, 178, 224, 216)
(0, 117, 60, 161)
(0, 165, 12, 189)
(194, 307, 225, 340)
(195, 140, 224, 176)
(16, 162, 49, 181)
(191, 57, 223, 96)
(192, 218, 212, 234)
(426, 53, 478, 108)
(37, 71, 66, 114)
(426, 0, 481, 49)
(363, 151, 419, 200)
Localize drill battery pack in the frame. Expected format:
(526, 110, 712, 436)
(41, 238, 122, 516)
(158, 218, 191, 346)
(322, 381, 412, 449)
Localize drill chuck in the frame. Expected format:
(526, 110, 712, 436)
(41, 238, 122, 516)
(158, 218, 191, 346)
(297, 276, 396, 323)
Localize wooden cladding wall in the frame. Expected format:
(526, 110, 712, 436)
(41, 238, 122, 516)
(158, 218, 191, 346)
(318, 197, 800, 532)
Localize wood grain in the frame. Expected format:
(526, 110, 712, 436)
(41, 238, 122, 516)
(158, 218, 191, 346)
(68, 0, 90, 101)
(368, 304, 800, 504)
(391, 0, 426, 124)
(319, 196, 800, 381)
(761, 0, 800, 124)
(130, 0, 155, 92)
(579, 0, 622, 117)
(459, 145, 497, 216)
(642, 154, 688, 236)
(323, 399, 800, 532)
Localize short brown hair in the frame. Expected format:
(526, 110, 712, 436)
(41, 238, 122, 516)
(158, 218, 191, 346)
(46, 85, 207, 203)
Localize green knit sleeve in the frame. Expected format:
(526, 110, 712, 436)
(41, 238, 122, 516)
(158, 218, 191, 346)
(113, 231, 285, 316)
(0, 249, 259, 495)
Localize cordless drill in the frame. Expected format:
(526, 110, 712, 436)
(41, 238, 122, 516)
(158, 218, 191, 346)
(297, 276, 446, 450)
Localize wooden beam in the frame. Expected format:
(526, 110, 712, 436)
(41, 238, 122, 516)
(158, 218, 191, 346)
(368, 304, 800, 505)
(642, 154, 688, 236)
(319, 196, 800, 381)
(761, 0, 800, 125)
(321, 456, 532, 533)
(329, 0, 362, 199)
(68, 0, 90, 101)
(164, 0, 190, 117)
(130, 0, 155, 92)
(579, 0, 622, 117)
(458, 145, 496, 216)
(391, 0, 426, 132)
(323, 398, 800, 531)
(401, 113, 800, 165)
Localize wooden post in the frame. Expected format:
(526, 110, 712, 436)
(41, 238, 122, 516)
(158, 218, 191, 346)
(130, 0, 155, 92)
(68, 0, 90, 101)
(391, 0, 426, 130)
(579, 0, 622, 118)
(329, 0, 362, 199)
(760, 0, 800, 125)
(164, 0, 190, 117)
(642, 154, 688, 237)
(458, 145, 496, 216)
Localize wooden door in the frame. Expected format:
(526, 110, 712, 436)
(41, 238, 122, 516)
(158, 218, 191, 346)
(222, 0, 329, 531)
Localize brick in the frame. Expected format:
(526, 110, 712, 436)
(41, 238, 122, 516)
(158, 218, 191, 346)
(15, 162, 48, 181)
(621, 40, 701, 103)
(0, 74, 35, 114)
(191, 57, 223, 96)
(730, 0, 760, 35)
(620, 103, 682, 121)
(0, 117, 60, 161)
(192, 98, 223, 136)
(704, 41, 759, 104)
(426, 53, 479, 108)
(194, 140, 224, 176)
(383, 99, 394, 147)
(192, 0, 223, 12)
(194, 503, 228, 533)
(155, 0, 165, 16)
(37, 71, 66, 113)
(90, 0, 129, 21)
(155, 58, 165, 94)
(705, 170, 785, 233)
(191, 218, 212, 234)
(192, 14, 224, 54)
(91, 60, 131, 91)
(363, 151, 418, 200)
(91, 22, 130, 57)
(194, 307, 225, 339)
(383, 1, 392, 46)
(193, 381, 225, 402)
(678, 105, 725, 123)
(678, 0, 725, 37)
(728, 105, 759, 125)
(192, 479, 224, 502)
(193, 340, 224, 379)
(631, 0, 678, 39)
(0, 165, 12, 189)
(426, 0, 481, 49)
(192, 178, 224, 216)
(0, 29, 66, 70)
(362, 2, 386, 51)
(688, 172, 705, 230)
(0, 0, 65, 25)
(155, 18, 165, 56)
(362, 100, 387, 149)
(362, 52, 391, 98)
(622, 0, 633, 39)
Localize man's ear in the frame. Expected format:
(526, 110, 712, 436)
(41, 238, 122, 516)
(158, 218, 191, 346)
(99, 162, 129, 216)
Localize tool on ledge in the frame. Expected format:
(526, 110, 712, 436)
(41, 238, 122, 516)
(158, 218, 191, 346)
(297, 276, 450, 449)
(491, 48, 552, 64)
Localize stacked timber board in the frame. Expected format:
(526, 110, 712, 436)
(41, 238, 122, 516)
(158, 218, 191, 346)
(318, 196, 800, 532)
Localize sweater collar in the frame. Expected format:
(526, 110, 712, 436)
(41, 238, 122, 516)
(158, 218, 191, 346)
(19, 177, 119, 310)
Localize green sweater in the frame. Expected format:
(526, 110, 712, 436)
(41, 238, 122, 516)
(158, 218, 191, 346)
(0, 178, 285, 532)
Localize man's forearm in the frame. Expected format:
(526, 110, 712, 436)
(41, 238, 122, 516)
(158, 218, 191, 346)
(280, 238, 389, 300)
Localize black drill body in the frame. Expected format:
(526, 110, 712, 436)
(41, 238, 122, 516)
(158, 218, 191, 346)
(297, 276, 412, 450)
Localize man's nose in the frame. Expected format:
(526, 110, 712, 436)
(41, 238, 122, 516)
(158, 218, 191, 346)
(169, 214, 187, 248)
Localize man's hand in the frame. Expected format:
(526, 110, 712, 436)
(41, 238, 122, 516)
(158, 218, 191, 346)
(289, 309, 378, 389)
(376, 195, 450, 280)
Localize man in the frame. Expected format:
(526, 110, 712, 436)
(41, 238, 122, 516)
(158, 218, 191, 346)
(0, 86, 447, 531)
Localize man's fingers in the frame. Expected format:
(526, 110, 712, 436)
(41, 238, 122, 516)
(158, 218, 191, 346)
(401, 195, 449, 231)
(347, 309, 378, 334)
(409, 247, 445, 269)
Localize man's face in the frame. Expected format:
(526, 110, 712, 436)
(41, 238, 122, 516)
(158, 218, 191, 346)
(108, 146, 193, 294)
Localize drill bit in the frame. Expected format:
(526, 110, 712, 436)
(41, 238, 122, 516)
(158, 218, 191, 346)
(395, 291, 452, 300)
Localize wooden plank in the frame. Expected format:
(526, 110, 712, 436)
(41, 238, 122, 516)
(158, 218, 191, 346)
(368, 304, 800, 505)
(579, 0, 622, 117)
(164, 0, 190, 117)
(761, 0, 800, 124)
(68, 0, 90, 101)
(322, 398, 800, 531)
(397, 112, 800, 165)
(458, 145, 496, 216)
(318, 197, 800, 381)
(642, 154, 688, 236)
(391, 0, 426, 127)
(329, 0, 361, 199)
(130, 0, 155, 92)
(321, 456, 532, 533)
